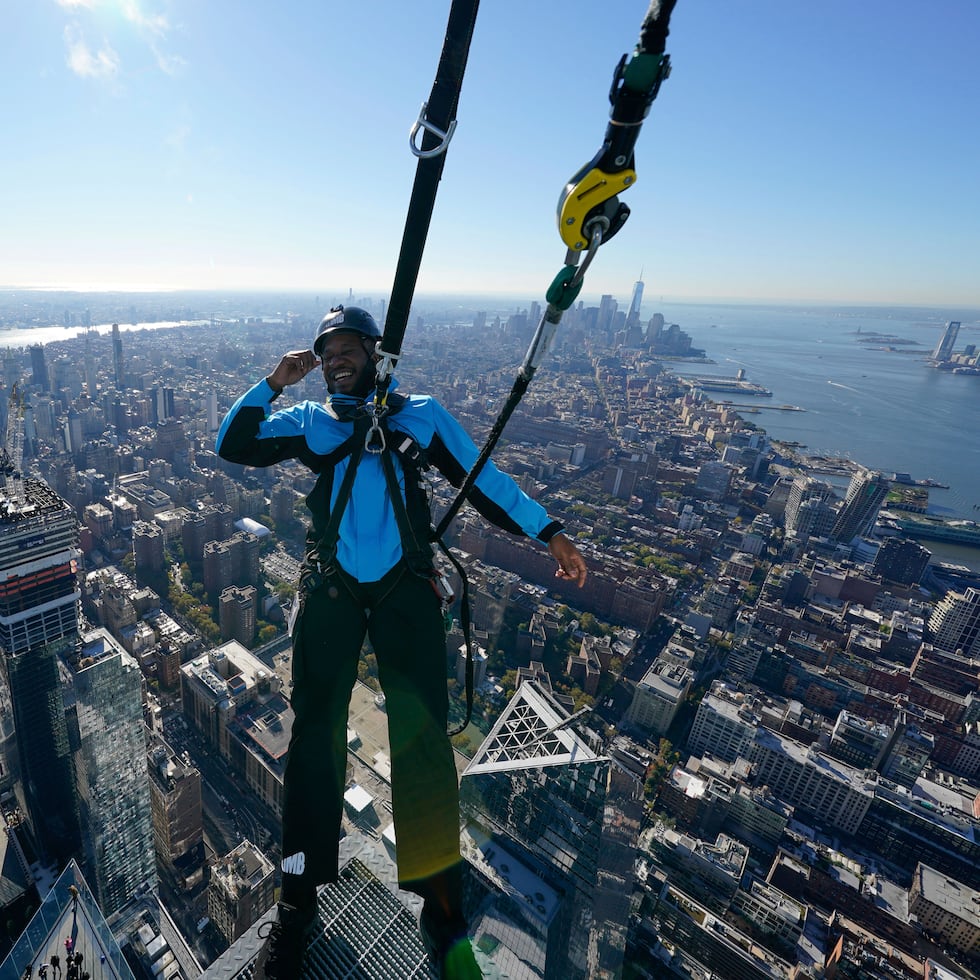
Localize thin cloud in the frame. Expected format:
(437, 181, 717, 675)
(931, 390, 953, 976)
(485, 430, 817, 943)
(58, 0, 185, 79)
(121, 0, 169, 37)
(152, 43, 186, 76)
(64, 25, 120, 80)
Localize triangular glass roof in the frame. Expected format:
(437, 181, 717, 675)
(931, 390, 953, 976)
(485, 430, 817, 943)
(463, 681, 604, 775)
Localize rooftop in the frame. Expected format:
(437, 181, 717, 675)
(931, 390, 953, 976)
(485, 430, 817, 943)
(201, 834, 498, 979)
(464, 679, 603, 776)
(0, 861, 134, 980)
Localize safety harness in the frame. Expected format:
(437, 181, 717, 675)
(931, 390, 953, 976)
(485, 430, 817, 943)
(301, 394, 437, 590)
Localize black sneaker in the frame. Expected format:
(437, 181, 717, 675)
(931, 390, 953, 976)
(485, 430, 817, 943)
(254, 901, 316, 980)
(419, 911, 482, 979)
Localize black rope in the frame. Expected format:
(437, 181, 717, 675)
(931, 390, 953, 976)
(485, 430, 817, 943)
(435, 372, 531, 540)
(377, 0, 481, 402)
(638, 0, 677, 55)
(435, 0, 678, 537)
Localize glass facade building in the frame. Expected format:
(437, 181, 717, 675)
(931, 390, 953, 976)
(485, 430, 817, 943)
(70, 627, 158, 915)
(460, 681, 644, 979)
(0, 478, 83, 862)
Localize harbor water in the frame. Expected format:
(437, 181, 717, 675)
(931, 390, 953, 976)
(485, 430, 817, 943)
(658, 302, 980, 569)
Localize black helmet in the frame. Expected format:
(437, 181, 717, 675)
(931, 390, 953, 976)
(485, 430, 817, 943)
(313, 305, 381, 358)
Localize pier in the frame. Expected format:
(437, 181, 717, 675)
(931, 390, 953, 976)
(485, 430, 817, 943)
(720, 402, 804, 412)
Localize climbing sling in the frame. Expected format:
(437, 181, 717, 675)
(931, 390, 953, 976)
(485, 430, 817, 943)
(374, 0, 481, 407)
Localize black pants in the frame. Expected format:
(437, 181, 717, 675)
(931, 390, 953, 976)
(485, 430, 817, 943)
(283, 561, 462, 912)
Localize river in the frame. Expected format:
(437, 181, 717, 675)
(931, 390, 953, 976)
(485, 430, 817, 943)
(655, 301, 980, 568)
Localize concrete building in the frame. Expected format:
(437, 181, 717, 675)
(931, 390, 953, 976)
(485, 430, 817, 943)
(208, 839, 275, 945)
(729, 878, 806, 953)
(626, 658, 693, 734)
(747, 728, 876, 835)
(219, 584, 257, 647)
(783, 474, 836, 541)
(204, 530, 261, 600)
(147, 731, 205, 892)
(932, 320, 961, 362)
(180, 642, 288, 816)
(695, 460, 733, 501)
(831, 468, 890, 543)
(826, 710, 891, 771)
(873, 535, 931, 585)
(133, 518, 167, 573)
(688, 682, 761, 764)
(858, 779, 980, 889)
(909, 863, 980, 955)
(642, 824, 747, 908)
(182, 503, 235, 566)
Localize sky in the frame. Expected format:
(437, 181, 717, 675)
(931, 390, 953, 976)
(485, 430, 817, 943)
(3, 0, 979, 307)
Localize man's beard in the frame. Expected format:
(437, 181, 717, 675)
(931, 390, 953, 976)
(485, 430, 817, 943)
(327, 359, 377, 398)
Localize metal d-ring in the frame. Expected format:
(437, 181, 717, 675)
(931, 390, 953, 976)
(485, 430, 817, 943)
(409, 103, 458, 159)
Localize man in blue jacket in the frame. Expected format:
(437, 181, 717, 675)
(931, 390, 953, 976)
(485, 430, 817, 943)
(217, 306, 586, 978)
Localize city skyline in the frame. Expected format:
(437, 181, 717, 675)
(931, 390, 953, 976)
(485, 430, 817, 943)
(5, 1, 980, 307)
(2, 285, 980, 975)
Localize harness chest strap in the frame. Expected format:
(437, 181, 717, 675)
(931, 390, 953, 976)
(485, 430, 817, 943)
(302, 407, 435, 589)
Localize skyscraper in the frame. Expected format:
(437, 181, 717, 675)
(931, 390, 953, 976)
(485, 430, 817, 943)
(627, 275, 644, 323)
(932, 320, 961, 362)
(929, 587, 980, 658)
(0, 478, 83, 863)
(70, 627, 158, 914)
(873, 536, 931, 585)
(460, 681, 644, 979)
(783, 474, 836, 541)
(28, 344, 49, 392)
(831, 468, 889, 542)
(112, 321, 124, 387)
(207, 387, 220, 433)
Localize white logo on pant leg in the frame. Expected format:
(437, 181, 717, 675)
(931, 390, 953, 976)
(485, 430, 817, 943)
(282, 852, 306, 875)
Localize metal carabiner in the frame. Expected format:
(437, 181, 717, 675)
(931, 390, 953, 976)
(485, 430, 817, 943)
(365, 416, 387, 455)
(570, 223, 605, 289)
(409, 102, 458, 160)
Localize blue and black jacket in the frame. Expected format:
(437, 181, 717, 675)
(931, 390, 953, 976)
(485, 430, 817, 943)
(215, 378, 563, 583)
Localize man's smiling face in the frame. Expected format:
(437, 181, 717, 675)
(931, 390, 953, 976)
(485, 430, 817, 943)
(320, 331, 375, 397)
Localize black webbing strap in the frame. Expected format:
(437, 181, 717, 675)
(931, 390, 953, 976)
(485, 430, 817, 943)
(375, 0, 480, 404)
(378, 441, 434, 576)
(308, 417, 370, 573)
(437, 539, 474, 736)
